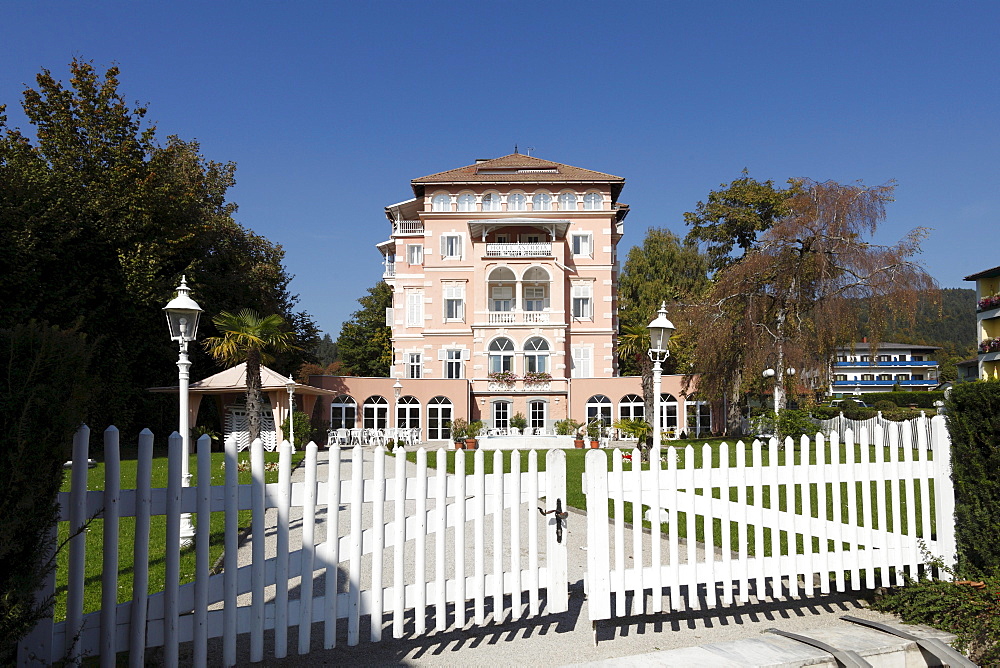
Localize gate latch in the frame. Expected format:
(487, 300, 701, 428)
(539, 498, 569, 543)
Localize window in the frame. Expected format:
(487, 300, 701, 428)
(862, 374, 875, 381)
(572, 283, 592, 319)
(571, 346, 592, 378)
(443, 284, 465, 321)
(559, 192, 577, 211)
(432, 194, 450, 212)
(482, 192, 501, 212)
(330, 395, 356, 430)
(492, 401, 511, 430)
(878, 374, 892, 381)
(895, 374, 910, 381)
(529, 400, 546, 429)
(524, 337, 549, 373)
(427, 396, 452, 440)
(835, 374, 848, 381)
(586, 395, 612, 427)
(660, 394, 679, 433)
(685, 396, 711, 437)
(458, 193, 476, 212)
(912, 374, 924, 380)
(444, 349, 464, 379)
(489, 337, 515, 373)
(619, 394, 644, 421)
(397, 396, 420, 430)
(583, 192, 602, 210)
(363, 396, 388, 430)
(407, 353, 422, 379)
(532, 192, 551, 211)
(508, 193, 526, 211)
(440, 234, 462, 259)
(911, 355, 923, 361)
(406, 290, 423, 327)
(571, 233, 592, 257)
(495, 233, 508, 243)
(406, 244, 423, 265)
(879, 355, 890, 362)
(524, 286, 546, 311)
(491, 286, 513, 312)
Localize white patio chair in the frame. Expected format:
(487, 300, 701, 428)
(349, 428, 363, 445)
(336, 428, 349, 445)
(508, 427, 520, 436)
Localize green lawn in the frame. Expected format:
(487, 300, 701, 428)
(55, 449, 304, 621)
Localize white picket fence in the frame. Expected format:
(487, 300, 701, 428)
(19, 428, 568, 667)
(814, 411, 934, 448)
(583, 415, 956, 624)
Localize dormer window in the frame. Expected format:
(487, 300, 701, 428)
(482, 193, 501, 212)
(532, 192, 551, 211)
(508, 193, 526, 211)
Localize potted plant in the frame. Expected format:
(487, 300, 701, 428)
(488, 370, 518, 384)
(465, 419, 483, 450)
(555, 418, 583, 447)
(509, 412, 528, 432)
(587, 420, 602, 448)
(450, 418, 468, 449)
(523, 371, 552, 384)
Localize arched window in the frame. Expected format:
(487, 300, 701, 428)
(660, 393, 679, 435)
(363, 396, 388, 430)
(488, 337, 515, 373)
(522, 266, 550, 313)
(532, 192, 551, 211)
(618, 394, 644, 421)
(427, 396, 452, 440)
(330, 394, 357, 430)
(482, 192, 501, 212)
(524, 337, 550, 374)
(492, 400, 511, 430)
(583, 192, 602, 210)
(508, 192, 526, 211)
(558, 191, 577, 211)
(458, 193, 476, 212)
(397, 395, 420, 430)
(488, 267, 516, 317)
(587, 394, 612, 427)
(432, 193, 450, 212)
(685, 395, 711, 437)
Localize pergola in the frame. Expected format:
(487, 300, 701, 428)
(149, 362, 339, 445)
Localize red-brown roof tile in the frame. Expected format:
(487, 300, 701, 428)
(412, 154, 625, 186)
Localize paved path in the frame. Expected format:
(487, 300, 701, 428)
(198, 445, 917, 667)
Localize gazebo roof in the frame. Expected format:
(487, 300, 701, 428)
(149, 362, 339, 396)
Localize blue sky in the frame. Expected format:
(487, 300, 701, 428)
(3, 2, 997, 336)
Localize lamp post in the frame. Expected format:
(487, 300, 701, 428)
(164, 276, 202, 547)
(762, 366, 796, 413)
(285, 374, 296, 451)
(647, 302, 676, 450)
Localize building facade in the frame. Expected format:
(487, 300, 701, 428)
(829, 342, 940, 396)
(964, 265, 1000, 380)
(310, 154, 710, 441)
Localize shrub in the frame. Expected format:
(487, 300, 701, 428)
(860, 390, 945, 408)
(279, 410, 312, 449)
(450, 418, 468, 441)
(0, 323, 95, 664)
(874, 399, 898, 410)
(946, 380, 1000, 577)
(776, 409, 817, 439)
(554, 418, 581, 436)
(810, 406, 840, 420)
(509, 412, 528, 430)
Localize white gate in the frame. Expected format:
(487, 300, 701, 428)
(583, 416, 956, 625)
(19, 432, 567, 666)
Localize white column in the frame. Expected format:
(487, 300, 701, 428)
(652, 359, 663, 450)
(178, 341, 195, 546)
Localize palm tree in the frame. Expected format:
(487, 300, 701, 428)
(617, 317, 654, 426)
(203, 309, 297, 443)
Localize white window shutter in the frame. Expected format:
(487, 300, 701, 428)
(385, 307, 393, 326)
(462, 349, 471, 360)
(438, 349, 447, 360)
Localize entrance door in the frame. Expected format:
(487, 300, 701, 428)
(427, 396, 452, 440)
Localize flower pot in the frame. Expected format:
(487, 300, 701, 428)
(574, 439, 585, 449)
(465, 438, 478, 450)
(454, 441, 465, 450)
(590, 440, 600, 448)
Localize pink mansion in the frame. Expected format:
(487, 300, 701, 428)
(310, 154, 711, 441)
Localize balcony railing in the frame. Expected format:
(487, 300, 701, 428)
(383, 263, 395, 277)
(487, 381, 553, 392)
(485, 242, 552, 258)
(487, 310, 552, 325)
(393, 220, 424, 235)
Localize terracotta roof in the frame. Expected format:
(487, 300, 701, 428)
(411, 154, 625, 194)
(964, 264, 1000, 281)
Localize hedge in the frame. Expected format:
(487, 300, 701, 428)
(945, 381, 1000, 577)
(859, 391, 945, 408)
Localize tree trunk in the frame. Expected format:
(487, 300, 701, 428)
(246, 349, 262, 443)
(726, 368, 744, 436)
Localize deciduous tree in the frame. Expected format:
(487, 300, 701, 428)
(337, 281, 393, 377)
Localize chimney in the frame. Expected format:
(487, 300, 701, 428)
(475, 158, 491, 164)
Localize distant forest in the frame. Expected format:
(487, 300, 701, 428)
(858, 287, 978, 367)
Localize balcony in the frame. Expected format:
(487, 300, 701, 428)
(383, 263, 395, 277)
(833, 360, 938, 367)
(393, 220, 424, 236)
(484, 242, 552, 258)
(487, 310, 552, 325)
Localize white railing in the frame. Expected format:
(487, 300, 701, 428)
(487, 311, 552, 325)
(814, 412, 933, 448)
(484, 242, 552, 257)
(383, 263, 395, 277)
(583, 416, 956, 622)
(487, 381, 552, 392)
(523, 311, 550, 324)
(23, 428, 568, 666)
(393, 220, 423, 235)
(488, 311, 516, 325)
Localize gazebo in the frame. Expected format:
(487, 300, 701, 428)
(150, 362, 339, 448)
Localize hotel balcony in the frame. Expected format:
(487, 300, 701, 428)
(833, 361, 938, 367)
(486, 310, 553, 325)
(392, 220, 424, 236)
(484, 242, 552, 258)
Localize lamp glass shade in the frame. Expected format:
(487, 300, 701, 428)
(164, 279, 202, 342)
(646, 313, 676, 354)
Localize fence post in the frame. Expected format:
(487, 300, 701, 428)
(128, 429, 154, 668)
(585, 450, 610, 622)
(164, 431, 182, 667)
(932, 416, 957, 570)
(545, 449, 568, 614)
(100, 427, 121, 668)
